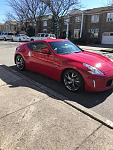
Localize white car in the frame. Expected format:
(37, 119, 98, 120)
(30, 33, 56, 41)
(1, 32, 14, 41)
(0, 32, 4, 40)
(12, 34, 30, 42)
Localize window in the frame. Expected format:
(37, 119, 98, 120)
(64, 18, 70, 25)
(107, 13, 113, 22)
(28, 42, 48, 52)
(45, 34, 49, 37)
(91, 15, 99, 23)
(8, 33, 14, 35)
(40, 34, 45, 37)
(43, 29, 47, 33)
(110, 33, 113, 36)
(43, 20, 47, 27)
(74, 29, 80, 39)
(102, 32, 110, 36)
(89, 28, 99, 38)
(75, 16, 81, 22)
(102, 32, 113, 36)
(36, 34, 41, 37)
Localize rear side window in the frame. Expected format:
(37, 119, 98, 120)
(36, 34, 40, 37)
(40, 34, 45, 37)
(28, 42, 48, 52)
(50, 34, 56, 37)
(45, 34, 49, 37)
(52, 34, 56, 37)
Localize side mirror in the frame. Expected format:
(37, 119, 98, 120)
(41, 48, 51, 54)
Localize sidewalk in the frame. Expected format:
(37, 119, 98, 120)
(0, 65, 113, 150)
(79, 45, 113, 52)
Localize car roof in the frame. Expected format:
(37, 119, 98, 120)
(20, 39, 68, 47)
(37, 33, 55, 34)
(35, 39, 68, 42)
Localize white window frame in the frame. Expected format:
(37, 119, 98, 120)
(91, 15, 99, 23)
(43, 20, 47, 27)
(106, 12, 113, 22)
(74, 29, 80, 39)
(89, 28, 99, 38)
(75, 16, 81, 22)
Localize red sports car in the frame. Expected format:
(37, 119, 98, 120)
(15, 39, 113, 92)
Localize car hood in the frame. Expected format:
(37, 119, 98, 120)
(60, 51, 113, 72)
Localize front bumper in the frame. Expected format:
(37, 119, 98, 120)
(84, 71, 113, 92)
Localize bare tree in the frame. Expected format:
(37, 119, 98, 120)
(7, 0, 48, 33)
(43, 0, 80, 37)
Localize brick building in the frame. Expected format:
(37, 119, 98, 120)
(4, 20, 17, 33)
(69, 6, 113, 44)
(0, 23, 5, 32)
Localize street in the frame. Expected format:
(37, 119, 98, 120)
(0, 41, 113, 121)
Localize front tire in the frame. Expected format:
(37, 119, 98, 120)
(63, 69, 84, 92)
(15, 55, 25, 71)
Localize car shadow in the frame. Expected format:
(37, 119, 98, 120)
(1, 65, 113, 109)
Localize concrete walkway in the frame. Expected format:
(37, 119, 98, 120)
(0, 65, 113, 150)
(79, 45, 113, 52)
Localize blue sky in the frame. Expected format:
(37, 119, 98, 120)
(0, 0, 109, 23)
(80, 0, 108, 9)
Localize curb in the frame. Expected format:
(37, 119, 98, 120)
(1, 65, 113, 129)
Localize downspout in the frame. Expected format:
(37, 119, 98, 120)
(80, 11, 84, 38)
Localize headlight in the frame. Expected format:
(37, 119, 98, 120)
(83, 63, 104, 75)
(109, 58, 113, 62)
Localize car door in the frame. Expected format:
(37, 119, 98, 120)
(27, 41, 62, 79)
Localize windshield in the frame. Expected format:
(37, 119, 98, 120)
(49, 40, 82, 54)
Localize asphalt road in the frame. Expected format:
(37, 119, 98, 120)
(0, 41, 113, 122)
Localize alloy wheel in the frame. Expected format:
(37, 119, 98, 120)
(15, 55, 25, 70)
(63, 70, 83, 92)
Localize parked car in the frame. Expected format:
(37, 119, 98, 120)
(2, 32, 14, 41)
(0, 32, 4, 40)
(30, 33, 56, 41)
(12, 34, 30, 42)
(14, 39, 113, 92)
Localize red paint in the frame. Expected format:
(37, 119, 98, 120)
(15, 39, 113, 92)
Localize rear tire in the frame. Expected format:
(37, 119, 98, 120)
(15, 55, 25, 71)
